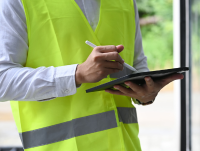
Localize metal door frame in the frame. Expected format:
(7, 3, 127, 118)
(180, 0, 191, 151)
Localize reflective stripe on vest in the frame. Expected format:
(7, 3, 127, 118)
(20, 108, 137, 149)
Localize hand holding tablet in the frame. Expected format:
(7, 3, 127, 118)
(105, 72, 184, 104)
(86, 67, 188, 104)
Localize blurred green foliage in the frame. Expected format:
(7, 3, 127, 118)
(192, 0, 200, 14)
(136, 0, 173, 70)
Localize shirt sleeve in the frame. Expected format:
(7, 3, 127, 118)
(0, 0, 77, 102)
(133, 0, 149, 72)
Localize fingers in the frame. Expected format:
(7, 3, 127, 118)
(105, 84, 136, 96)
(95, 45, 124, 64)
(105, 61, 123, 70)
(124, 81, 142, 92)
(167, 73, 184, 80)
(77, 44, 125, 84)
(102, 52, 124, 64)
(97, 45, 124, 53)
(92, 60, 123, 71)
(105, 81, 158, 103)
(105, 89, 125, 96)
(124, 81, 146, 97)
(105, 74, 184, 103)
(96, 45, 117, 53)
(116, 45, 124, 53)
(144, 77, 155, 92)
(158, 73, 184, 86)
(105, 83, 143, 98)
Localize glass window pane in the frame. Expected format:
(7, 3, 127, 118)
(191, 0, 200, 150)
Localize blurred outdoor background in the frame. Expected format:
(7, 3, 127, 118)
(137, 0, 173, 70)
(0, 0, 200, 151)
(136, 0, 178, 150)
(137, 0, 200, 151)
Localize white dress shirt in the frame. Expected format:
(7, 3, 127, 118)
(0, 0, 148, 102)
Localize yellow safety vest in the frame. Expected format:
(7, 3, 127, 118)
(10, 0, 141, 150)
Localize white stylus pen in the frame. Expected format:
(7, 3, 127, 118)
(85, 40, 138, 72)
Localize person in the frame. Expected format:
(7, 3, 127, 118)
(0, 0, 183, 150)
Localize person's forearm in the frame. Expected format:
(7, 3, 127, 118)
(0, 64, 77, 102)
(0, 0, 77, 102)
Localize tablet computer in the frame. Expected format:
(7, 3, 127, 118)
(86, 67, 189, 93)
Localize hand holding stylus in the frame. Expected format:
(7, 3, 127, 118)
(75, 45, 124, 86)
(85, 41, 138, 72)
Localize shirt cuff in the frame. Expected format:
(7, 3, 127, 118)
(55, 64, 78, 97)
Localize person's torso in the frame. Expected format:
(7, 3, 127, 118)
(10, 0, 141, 150)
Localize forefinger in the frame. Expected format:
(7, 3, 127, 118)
(97, 45, 118, 53)
(124, 81, 143, 92)
(103, 52, 124, 64)
(144, 77, 155, 91)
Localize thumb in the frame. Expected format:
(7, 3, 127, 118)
(160, 73, 184, 86)
(116, 45, 124, 53)
(168, 73, 184, 81)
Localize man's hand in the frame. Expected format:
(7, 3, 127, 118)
(75, 45, 124, 86)
(105, 73, 184, 103)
